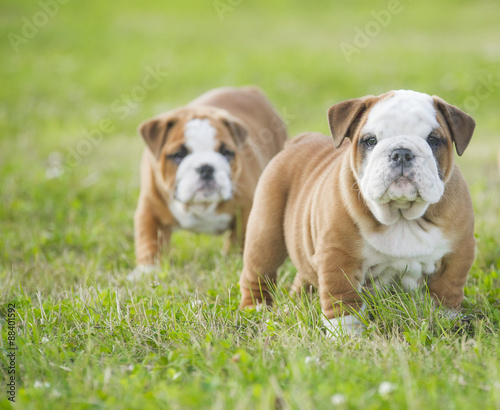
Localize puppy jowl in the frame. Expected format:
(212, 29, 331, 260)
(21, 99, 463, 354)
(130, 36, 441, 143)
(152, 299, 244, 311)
(239, 89, 476, 339)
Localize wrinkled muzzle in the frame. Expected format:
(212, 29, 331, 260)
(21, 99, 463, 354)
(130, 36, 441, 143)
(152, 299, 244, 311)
(174, 151, 233, 204)
(359, 136, 445, 224)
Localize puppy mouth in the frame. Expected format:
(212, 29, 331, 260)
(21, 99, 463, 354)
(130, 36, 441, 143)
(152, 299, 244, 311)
(385, 176, 419, 203)
(175, 181, 233, 205)
(372, 174, 423, 209)
(193, 184, 221, 203)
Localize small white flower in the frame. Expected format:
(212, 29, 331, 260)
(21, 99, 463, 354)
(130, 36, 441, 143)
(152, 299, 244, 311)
(41, 336, 50, 344)
(305, 356, 320, 365)
(331, 394, 347, 406)
(51, 389, 62, 398)
(34, 381, 50, 389)
(45, 152, 64, 179)
(190, 299, 202, 308)
(378, 381, 397, 396)
(45, 166, 64, 179)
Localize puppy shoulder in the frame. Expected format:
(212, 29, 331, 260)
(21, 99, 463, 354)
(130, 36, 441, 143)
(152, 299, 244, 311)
(284, 132, 330, 148)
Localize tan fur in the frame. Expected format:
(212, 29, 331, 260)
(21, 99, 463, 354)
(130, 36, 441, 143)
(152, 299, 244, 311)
(135, 86, 287, 265)
(239, 94, 475, 319)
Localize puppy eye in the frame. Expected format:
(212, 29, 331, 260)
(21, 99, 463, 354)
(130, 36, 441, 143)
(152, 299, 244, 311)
(427, 135, 441, 147)
(362, 135, 378, 147)
(219, 143, 235, 160)
(167, 145, 188, 164)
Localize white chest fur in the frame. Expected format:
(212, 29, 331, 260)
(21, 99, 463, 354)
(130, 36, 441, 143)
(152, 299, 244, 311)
(169, 200, 232, 234)
(362, 219, 451, 290)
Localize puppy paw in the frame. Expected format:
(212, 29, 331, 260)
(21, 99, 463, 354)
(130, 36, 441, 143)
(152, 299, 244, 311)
(439, 309, 464, 320)
(322, 314, 365, 340)
(127, 264, 157, 281)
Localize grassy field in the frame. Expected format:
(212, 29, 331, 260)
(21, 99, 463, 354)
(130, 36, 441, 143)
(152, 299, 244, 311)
(1, 0, 500, 408)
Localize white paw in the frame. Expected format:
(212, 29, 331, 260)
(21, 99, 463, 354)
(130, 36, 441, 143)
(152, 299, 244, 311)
(126, 265, 156, 281)
(323, 307, 366, 340)
(439, 309, 463, 320)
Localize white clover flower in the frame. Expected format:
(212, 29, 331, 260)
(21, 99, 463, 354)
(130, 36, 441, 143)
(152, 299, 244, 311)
(34, 381, 50, 389)
(305, 356, 320, 365)
(190, 299, 203, 308)
(331, 394, 347, 406)
(45, 152, 64, 179)
(378, 381, 397, 396)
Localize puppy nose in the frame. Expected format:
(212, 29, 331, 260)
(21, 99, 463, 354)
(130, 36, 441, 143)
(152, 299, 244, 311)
(390, 148, 415, 167)
(197, 164, 215, 180)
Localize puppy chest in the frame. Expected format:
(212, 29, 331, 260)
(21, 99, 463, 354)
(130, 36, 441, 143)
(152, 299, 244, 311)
(361, 221, 451, 290)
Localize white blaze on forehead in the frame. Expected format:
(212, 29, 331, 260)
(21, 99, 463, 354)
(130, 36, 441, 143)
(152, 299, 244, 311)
(184, 118, 217, 152)
(362, 90, 439, 139)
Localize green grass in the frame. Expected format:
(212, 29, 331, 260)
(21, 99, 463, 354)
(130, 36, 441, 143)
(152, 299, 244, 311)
(1, 0, 500, 408)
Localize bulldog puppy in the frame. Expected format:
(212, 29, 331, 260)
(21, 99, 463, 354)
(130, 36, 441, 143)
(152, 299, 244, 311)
(239, 90, 476, 338)
(134, 86, 287, 268)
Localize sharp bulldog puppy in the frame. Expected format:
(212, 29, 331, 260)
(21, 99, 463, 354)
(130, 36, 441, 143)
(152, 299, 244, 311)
(239, 90, 476, 338)
(134, 86, 287, 268)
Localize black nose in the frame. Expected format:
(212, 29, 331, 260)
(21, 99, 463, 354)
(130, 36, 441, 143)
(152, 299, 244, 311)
(390, 148, 415, 167)
(197, 164, 215, 180)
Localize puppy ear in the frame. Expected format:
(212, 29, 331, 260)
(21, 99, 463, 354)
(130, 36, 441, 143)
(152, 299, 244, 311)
(222, 117, 248, 147)
(138, 116, 177, 158)
(432, 97, 475, 156)
(327, 96, 376, 148)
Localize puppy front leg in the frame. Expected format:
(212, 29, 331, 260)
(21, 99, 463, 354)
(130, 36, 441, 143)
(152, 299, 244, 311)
(427, 238, 475, 311)
(315, 249, 365, 338)
(225, 206, 251, 254)
(239, 217, 287, 308)
(134, 201, 160, 266)
(158, 225, 172, 256)
(237, 205, 251, 251)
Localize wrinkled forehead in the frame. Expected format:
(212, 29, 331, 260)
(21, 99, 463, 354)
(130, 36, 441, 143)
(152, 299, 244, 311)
(362, 90, 439, 139)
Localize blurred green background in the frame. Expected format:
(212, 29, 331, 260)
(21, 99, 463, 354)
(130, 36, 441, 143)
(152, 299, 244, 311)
(1, 1, 500, 408)
(2, 0, 499, 272)
(1, 0, 499, 302)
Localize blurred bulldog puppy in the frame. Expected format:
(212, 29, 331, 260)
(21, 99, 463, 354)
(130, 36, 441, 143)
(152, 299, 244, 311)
(134, 86, 287, 269)
(239, 90, 476, 338)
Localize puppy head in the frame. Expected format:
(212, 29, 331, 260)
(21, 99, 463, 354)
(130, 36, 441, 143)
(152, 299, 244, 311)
(328, 90, 475, 225)
(139, 106, 247, 205)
